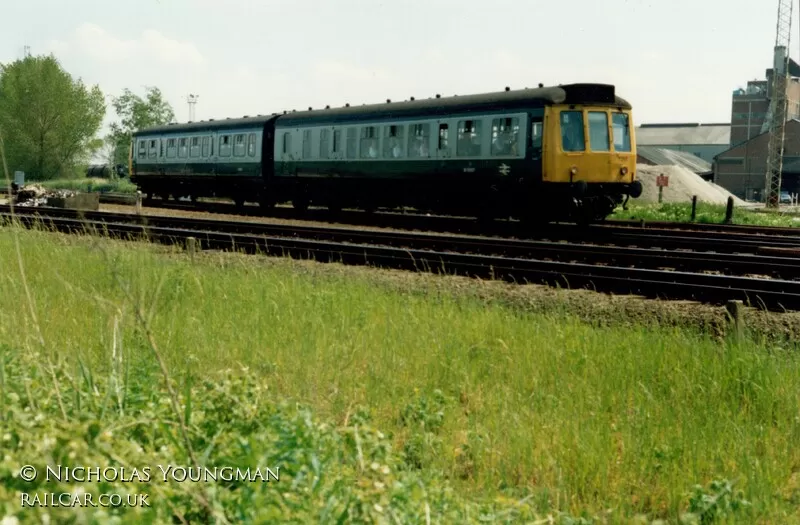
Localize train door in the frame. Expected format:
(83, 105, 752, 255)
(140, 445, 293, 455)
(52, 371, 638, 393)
(435, 120, 452, 161)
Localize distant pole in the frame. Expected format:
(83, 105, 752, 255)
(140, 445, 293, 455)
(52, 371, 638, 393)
(658, 185, 663, 204)
(186, 94, 199, 122)
(691, 195, 698, 221)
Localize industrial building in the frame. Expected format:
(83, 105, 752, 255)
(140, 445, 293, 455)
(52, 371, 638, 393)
(713, 65, 800, 200)
(634, 123, 730, 163)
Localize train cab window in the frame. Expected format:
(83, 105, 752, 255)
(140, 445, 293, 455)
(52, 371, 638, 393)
(332, 130, 342, 155)
(383, 125, 404, 158)
(531, 119, 543, 158)
(588, 112, 610, 152)
(248, 133, 257, 157)
(407, 123, 430, 158)
(190, 137, 200, 157)
(148, 139, 158, 158)
(560, 111, 585, 152)
(138, 140, 147, 158)
(282, 132, 292, 155)
(302, 130, 312, 159)
(612, 113, 631, 152)
(234, 134, 246, 157)
(166, 138, 177, 158)
(438, 124, 449, 151)
(201, 136, 211, 157)
(319, 129, 330, 159)
(360, 126, 378, 159)
(219, 135, 231, 157)
(457, 120, 482, 157)
(490, 118, 519, 156)
(346, 128, 357, 158)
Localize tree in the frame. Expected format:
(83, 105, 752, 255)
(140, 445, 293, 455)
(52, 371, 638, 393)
(107, 87, 175, 167)
(0, 54, 105, 180)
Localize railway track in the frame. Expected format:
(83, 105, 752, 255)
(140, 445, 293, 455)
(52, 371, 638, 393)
(96, 191, 800, 239)
(3, 205, 800, 312)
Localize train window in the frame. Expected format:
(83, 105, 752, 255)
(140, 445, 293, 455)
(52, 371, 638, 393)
(407, 123, 430, 158)
(333, 130, 342, 155)
(138, 140, 147, 158)
(302, 129, 312, 159)
(201, 136, 210, 157)
(360, 126, 378, 159)
(531, 119, 543, 158)
(346, 128, 357, 158)
(234, 134, 246, 157)
(457, 120, 482, 157)
(248, 133, 257, 157)
(612, 113, 631, 152)
(383, 125, 404, 158)
(148, 140, 158, 158)
(178, 138, 188, 158)
(588, 112, 610, 152)
(190, 137, 200, 157)
(166, 138, 177, 158)
(491, 118, 519, 156)
(560, 111, 585, 152)
(438, 123, 449, 150)
(319, 129, 330, 159)
(282, 132, 292, 155)
(219, 135, 231, 157)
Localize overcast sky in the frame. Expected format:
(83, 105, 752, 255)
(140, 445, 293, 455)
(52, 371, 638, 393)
(0, 0, 788, 135)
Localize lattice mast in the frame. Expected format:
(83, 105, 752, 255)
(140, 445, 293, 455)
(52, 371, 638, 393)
(764, 0, 793, 208)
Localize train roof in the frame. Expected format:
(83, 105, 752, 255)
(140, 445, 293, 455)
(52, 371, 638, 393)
(276, 83, 631, 126)
(134, 114, 276, 136)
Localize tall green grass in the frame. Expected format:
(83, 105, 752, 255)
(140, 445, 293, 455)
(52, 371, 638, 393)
(612, 202, 800, 227)
(0, 225, 799, 523)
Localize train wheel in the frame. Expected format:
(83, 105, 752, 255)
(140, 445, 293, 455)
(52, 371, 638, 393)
(234, 197, 245, 208)
(260, 197, 275, 210)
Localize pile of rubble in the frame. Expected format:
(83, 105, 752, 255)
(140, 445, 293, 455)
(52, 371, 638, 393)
(14, 185, 79, 207)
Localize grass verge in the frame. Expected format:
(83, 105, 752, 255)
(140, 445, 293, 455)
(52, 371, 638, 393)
(0, 225, 799, 523)
(611, 202, 800, 227)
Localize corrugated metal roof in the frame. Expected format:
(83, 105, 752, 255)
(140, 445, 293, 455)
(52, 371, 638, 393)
(637, 146, 713, 175)
(635, 123, 730, 146)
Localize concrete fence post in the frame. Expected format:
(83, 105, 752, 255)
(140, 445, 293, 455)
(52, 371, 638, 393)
(724, 196, 734, 224)
(135, 191, 142, 215)
(725, 299, 744, 343)
(187, 236, 197, 262)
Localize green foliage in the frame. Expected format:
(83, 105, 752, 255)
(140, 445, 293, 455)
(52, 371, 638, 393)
(0, 347, 548, 524)
(38, 177, 138, 194)
(0, 54, 105, 180)
(612, 202, 800, 227)
(681, 479, 751, 524)
(106, 87, 175, 166)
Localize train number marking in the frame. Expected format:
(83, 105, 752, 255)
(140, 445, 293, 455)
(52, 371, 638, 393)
(498, 163, 511, 176)
(463, 167, 476, 173)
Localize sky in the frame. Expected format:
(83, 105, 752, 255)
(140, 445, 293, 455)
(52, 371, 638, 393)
(0, 0, 790, 136)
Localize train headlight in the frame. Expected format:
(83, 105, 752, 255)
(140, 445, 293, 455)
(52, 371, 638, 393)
(570, 166, 578, 175)
(620, 166, 628, 176)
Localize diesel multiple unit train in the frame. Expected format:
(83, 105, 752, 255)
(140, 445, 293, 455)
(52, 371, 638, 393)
(130, 83, 642, 222)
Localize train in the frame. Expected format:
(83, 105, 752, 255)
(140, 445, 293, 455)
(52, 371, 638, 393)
(130, 83, 642, 223)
